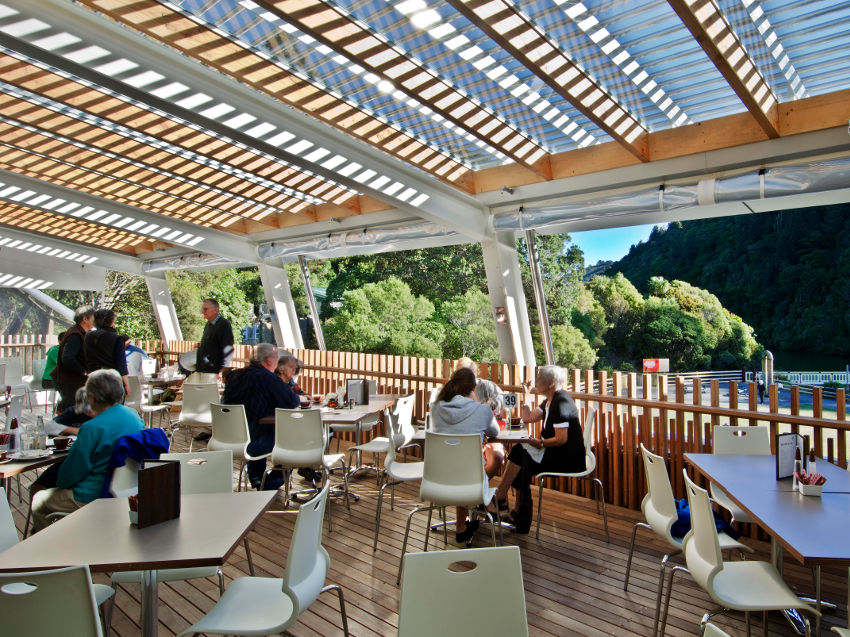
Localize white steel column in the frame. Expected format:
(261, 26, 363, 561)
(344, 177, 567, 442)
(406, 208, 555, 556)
(482, 232, 535, 366)
(145, 274, 182, 342)
(258, 262, 303, 350)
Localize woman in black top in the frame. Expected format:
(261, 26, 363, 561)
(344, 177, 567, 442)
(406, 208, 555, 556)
(493, 365, 585, 522)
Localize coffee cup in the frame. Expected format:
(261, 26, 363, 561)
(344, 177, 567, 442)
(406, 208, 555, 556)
(53, 436, 70, 451)
(299, 397, 311, 409)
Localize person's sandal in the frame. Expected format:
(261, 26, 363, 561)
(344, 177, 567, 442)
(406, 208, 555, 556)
(455, 519, 480, 545)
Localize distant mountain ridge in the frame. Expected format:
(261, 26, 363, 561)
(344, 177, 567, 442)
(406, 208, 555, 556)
(603, 203, 850, 358)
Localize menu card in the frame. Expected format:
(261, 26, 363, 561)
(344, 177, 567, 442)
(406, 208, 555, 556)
(137, 459, 181, 528)
(775, 432, 806, 480)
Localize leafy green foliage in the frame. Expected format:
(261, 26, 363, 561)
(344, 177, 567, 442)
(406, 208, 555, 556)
(550, 323, 597, 369)
(324, 277, 444, 357)
(166, 269, 254, 342)
(609, 204, 850, 357)
(439, 289, 500, 362)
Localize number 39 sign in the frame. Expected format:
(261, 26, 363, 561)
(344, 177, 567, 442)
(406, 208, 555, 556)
(503, 394, 518, 408)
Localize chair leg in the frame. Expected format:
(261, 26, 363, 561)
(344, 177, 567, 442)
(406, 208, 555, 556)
(425, 507, 434, 552)
(535, 478, 544, 539)
(441, 506, 447, 546)
(397, 506, 427, 585)
(373, 481, 389, 552)
(322, 584, 350, 637)
(216, 568, 224, 596)
(593, 477, 610, 543)
(23, 503, 33, 538)
(101, 592, 115, 637)
(623, 522, 651, 591)
(243, 538, 255, 576)
(658, 563, 688, 637)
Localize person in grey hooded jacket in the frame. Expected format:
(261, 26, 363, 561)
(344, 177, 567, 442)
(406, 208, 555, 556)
(431, 367, 499, 544)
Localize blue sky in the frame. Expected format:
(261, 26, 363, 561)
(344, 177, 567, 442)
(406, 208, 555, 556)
(569, 223, 662, 266)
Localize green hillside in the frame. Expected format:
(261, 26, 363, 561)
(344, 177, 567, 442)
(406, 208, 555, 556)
(606, 204, 850, 358)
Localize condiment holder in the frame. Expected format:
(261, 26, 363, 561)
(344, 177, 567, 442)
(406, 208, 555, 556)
(798, 483, 823, 497)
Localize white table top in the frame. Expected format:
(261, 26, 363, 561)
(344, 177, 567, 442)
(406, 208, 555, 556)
(0, 491, 275, 573)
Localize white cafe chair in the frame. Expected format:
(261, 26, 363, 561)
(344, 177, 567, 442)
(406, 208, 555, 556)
(397, 432, 501, 585)
(624, 444, 751, 637)
(347, 393, 416, 480)
(659, 470, 819, 637)
(0, 565, 109, 637)
(175, 382, 219, 450)
(0, 356, 28, 396)
(208, 403, 271, 491)
(534, 405, 609, 541)
(125, 375, 171, 429)
(398, 546, 528, 637)
(262, 408, 349, 531)
(177, 483, 349, 637)
(711, 425, 770, 524)
(1, 489, 115, 634)
(23, 358, 53, 413)
(372, 405, 424, 551)
(111, 450, 255, 600)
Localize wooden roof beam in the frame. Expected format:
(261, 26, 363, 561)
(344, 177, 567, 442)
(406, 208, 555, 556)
(448, 0, 650, 163)
(255, 0, 553, 180)
(668, 0, 779, 139)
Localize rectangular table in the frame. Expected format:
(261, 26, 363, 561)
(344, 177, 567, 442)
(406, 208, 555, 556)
(0, 490, 276, 637)
(0, 448, 69, 501)
(685, 453, 850, 633)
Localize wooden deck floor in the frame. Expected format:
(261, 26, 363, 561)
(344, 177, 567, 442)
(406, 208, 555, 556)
(6, 406, 848, 636)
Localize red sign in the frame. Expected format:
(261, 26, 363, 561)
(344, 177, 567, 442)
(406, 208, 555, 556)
(642, 358, 669, 373)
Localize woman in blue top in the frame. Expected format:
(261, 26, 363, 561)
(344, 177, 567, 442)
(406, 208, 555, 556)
(30, 369, 143, 532)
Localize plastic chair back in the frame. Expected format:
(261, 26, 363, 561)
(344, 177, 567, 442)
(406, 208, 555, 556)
(0, 565, 103, 636)
(125, 375, 143, 409)
(180, 382, 219, 425)
(109, 458, 140, 497)
(424, 387, 440, 431)
(640, 444, 678, 543)
(0, 488, 19, 551)
(0, 357, 24, 387)
(399, 546, 528, 637)
(393, 394, 416, 448)
(682, 470, 724, 595)
(161, 450, 233, 494)
(383, 408, 401, 467)
(282, 482, 330, 616)
(421, 432, 488, 507)
(582, 405, 597, 473)
(184, 372, 219, 385)
(209, 403, 250, 450)
(141, 357, 157, 376)
(272, 408, 325, 469)
(367, 379, 377, 394)
(701, 622, 732, 637)
(713, 425, 770, 455)
(27, 359, 47, 391)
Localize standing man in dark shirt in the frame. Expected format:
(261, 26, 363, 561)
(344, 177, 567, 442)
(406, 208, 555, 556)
(52, 305, 95, 412)
(196, 298, 234, 376)
(193, 298, 234, 441)
(222, 343, 299, 490)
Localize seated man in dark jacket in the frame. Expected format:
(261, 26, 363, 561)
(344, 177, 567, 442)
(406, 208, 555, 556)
(221, 343, 299, 489)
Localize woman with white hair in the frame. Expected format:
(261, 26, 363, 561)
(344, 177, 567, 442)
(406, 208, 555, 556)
(30, 369, 143, 532)
(492, 365, 585, 531)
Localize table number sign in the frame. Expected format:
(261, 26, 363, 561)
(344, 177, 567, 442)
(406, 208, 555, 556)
(503, 394, 518, 409)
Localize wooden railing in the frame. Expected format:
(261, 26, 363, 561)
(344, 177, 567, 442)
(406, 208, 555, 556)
(99, 341, 850, 536)
(0, 334, 57, 375)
